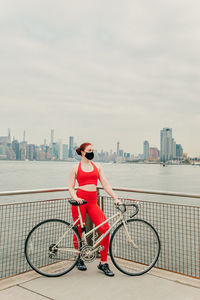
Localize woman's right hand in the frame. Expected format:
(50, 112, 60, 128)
(73, 197, 84, 204)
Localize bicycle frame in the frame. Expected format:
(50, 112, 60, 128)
(53, 205, 138, 254)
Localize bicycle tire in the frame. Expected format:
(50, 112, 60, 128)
(25, 219, 81, 277)
(109, 218, 160, 276)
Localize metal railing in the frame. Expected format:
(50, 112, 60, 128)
(0, 187, 199, 279)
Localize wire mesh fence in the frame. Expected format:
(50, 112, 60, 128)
(102, 196, 200, 278)
(0, 189, 199, 279)
(0, 198, 73, 278)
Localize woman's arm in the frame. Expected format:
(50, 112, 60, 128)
(98, 163, 121, 205)
(68, 165, 83, 203)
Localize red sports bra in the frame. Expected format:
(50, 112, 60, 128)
(76, 161, 99, 186)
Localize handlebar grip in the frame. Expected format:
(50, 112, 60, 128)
(68, 199, 87, 205)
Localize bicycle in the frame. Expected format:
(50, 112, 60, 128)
(24, 199, 161, 277)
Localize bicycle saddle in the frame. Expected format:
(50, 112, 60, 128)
(68, 199, 87, 206)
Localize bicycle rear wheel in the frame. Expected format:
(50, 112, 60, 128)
(109, 219, 160, 276)
(25, 219, 81, 277)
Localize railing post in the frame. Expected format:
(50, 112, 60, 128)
(85, 187, 101, 246)
(85, 214, 93, 246)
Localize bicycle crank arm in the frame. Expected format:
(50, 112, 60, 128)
(54, 247, 80, 254)
(89, 245, 104, 255)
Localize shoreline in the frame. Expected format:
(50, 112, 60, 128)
(0, 159, 200, 166)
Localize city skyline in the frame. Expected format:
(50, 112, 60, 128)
(0, 1, 200, 157)
(0, 126, 190, 158)
(1, 127, 199, 162)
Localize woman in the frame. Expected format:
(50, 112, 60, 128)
(68, 142, 122, 277)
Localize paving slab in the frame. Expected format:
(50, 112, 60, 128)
(0, 285, 49, 300)
(16, 258, 200, 300)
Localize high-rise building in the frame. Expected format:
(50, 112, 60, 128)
(8, 128, 11, 143)
(51, 142, 58, 159)
(62, 144, 69, 160)
(57, 139, 63, 160)
(149, 147, 159, 160)
(119, 149, 124, 157)
(12, 140, 20, 160)
(5, 144, 16, 160)
(19, 142, 26, 160)
(143, 140, 150, 160)
(23, 130, 26, 142)
(26, 144, 35, 160)
(117, 141, 120, 157)
(69, 136, 74, 158)
(0, 144, 7, 159)
(160, 128, 173, 162)
(172, 138, 176, 159)
(176, 144, 183, 158)
(0, 136, 9, 145)
(50, 129, 54, 145)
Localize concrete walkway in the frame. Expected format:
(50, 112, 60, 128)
(0, 258, 200, 300)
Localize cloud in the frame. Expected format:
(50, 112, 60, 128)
(0, 0, 200, 156)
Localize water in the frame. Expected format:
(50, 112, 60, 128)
(0, 160, 200, 205)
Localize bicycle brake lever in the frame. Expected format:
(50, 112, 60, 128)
(130, 203, 139, 218)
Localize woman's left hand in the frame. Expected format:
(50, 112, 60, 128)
(114, 198, 122, 206)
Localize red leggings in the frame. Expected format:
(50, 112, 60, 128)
(71, 188, 110, 261)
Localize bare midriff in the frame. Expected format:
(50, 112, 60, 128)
(78, 184, 97, 191)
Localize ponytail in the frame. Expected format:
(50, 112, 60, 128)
(76, 147, 82, 155)
(76, 142, 92, 156)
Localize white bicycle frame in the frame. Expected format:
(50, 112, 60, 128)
(53, 205, 138, 254)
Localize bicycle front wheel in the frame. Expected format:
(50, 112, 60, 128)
(25, 219, 81, 277)
(109, 219, 160, 276)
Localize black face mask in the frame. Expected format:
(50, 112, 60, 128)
(85, 151, 94, 160)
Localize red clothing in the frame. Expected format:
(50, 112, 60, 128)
(76, 161, 99, 186)
(71, 162, 110, 261)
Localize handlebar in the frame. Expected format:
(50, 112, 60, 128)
(115, 202, 139, 218)
(68, 199, 139, 217)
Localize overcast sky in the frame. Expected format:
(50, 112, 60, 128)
(0, 0, 200, 156)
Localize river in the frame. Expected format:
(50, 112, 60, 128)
(0, 160, 199, 205)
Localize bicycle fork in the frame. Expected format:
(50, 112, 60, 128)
(122, 219, 138, 249)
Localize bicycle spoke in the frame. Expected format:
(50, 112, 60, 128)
(25, 219, 81, 277)
(110, 219, 160, 276)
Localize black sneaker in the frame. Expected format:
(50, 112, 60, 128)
(76, 258, 87, 271)
(97, 262, 115, 276)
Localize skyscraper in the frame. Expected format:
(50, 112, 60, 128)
(172, 138, 176, 159)
(149, 147, 159, 160)
(12, 140, 20, 160)
(176, 144, 183, 158)
(50, 129, 54, 145)
(23, 130, 26, 142)
(160, 128, 173, 162)
(27, 144, 35, 160)
(69, 136, 74, 158)
(143, 140, 150, 160)
(62, 144, 69, 160)
(57, 139, 63, 160)
(116, 141, 120, 162)
(8, 128, 11, 143)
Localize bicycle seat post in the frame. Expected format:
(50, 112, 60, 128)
(77, 206, 83, 226)
(77, 206, 87, 245)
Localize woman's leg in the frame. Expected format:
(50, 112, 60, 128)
(87, 204, 110, 263)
